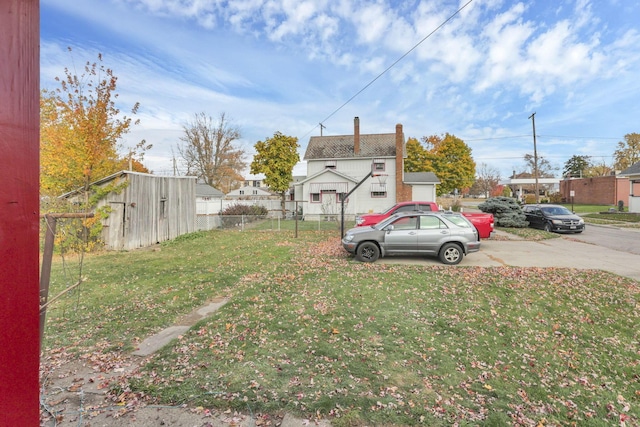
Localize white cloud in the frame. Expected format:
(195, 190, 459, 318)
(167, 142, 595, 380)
(41, 0, 640, 178)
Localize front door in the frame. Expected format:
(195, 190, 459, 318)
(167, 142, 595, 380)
(383, 215, 419, 253)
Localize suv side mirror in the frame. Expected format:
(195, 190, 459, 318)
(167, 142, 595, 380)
(384, 225, 394, 232)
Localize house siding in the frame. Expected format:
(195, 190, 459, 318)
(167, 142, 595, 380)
(303, 159, 398, 217)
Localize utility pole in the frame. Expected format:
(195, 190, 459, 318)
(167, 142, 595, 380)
(319, 122, 325, 136)
(528, 112, 540, 203)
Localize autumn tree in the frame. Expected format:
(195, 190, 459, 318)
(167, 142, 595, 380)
(470, 163, 501, 198)
(404, 137, 431, 172)
(584, 158, 613, 177)
(406, 133, 475, 196)
(614, 133, 640, 171)
(563, 155, 591, 178)
(250, 132, 300, 215)
(40, 52, 146, 196)
(177, 112, 246, 193)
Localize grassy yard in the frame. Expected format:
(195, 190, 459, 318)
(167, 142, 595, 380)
(42, 230, 640, 426)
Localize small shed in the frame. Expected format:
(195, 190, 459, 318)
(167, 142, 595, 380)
(63, 171, 196, 250)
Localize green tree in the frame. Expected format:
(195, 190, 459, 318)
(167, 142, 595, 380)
(614, 133, 640, 171)
(40, 52, 145, 195)
(420, 133, 475, 196)
(563, 155, 591, 178)
(250, 132, 300, 215)
(178, 112, 246, 193)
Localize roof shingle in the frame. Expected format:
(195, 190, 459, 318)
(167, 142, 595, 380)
(303, 133, 400, 160)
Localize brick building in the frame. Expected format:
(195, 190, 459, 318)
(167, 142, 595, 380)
(559, 175, 630, 206)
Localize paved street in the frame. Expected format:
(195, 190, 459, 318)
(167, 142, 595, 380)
(379, 227, 640, 282)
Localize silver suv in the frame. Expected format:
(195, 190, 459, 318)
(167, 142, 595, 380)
(342, 211, 480, 265)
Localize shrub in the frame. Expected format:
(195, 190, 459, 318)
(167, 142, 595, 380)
(220, 203, 268, 216)
(549, 192, 563, 203)
(478, 196, 528, 228)
(443, 198, 462, 212)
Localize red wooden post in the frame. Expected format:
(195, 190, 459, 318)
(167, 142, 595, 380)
(0, 0, 41, 424)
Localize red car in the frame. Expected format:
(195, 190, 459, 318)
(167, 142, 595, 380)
(355, 201, 494, 239)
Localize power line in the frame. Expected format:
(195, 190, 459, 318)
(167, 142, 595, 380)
(462, 134, 622, 142)
(537, 134, 621, 140)
(300, 0, 475, 141)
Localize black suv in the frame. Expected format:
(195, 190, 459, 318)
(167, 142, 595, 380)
(522, 204, 585, 233)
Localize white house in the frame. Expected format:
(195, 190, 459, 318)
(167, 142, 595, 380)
(295, 117, 439, 220)
(226, 186, 276, 199)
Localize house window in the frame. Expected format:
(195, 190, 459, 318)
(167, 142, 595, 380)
(253, 181, 260, 187)
(373, 159, 385, 171)
(371, 182, 387, 198)
(325, 160, 337, 169)
(240, 190, 245, 195)
(310, 193, 320, 203)
(252, 190, 258, 195)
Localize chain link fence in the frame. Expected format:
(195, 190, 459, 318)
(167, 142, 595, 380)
(196, 214, 354, 231)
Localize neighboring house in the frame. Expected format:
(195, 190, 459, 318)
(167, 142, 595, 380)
(226, 186, 277, 199)
(61, 171, 196, 250)
(196, 182, 225, 200)
(243, 174, 267, 188)
(295, 117, 439, 220)
(618, 162, 640, 212)
(196, 182, 224, 216)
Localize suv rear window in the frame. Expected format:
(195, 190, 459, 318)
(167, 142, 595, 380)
(444, 215, 472, 228)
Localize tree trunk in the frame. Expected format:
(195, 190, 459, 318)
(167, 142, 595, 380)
(281, 193, 286, 218)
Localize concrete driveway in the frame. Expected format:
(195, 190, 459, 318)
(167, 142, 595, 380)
(378, 230, 640, 282)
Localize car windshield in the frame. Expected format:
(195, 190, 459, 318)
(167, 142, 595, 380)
(374, 214, 403, 230)
(541, 206, 572, 215)
(381, 204, 401, 215)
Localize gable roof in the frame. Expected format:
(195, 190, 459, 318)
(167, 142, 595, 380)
(196, 183, 224, 198)
(295, 167, 361, 185)
(619, 161, 640, 177)
(304, 133, 402, 160)
(403, 172, 441, 184)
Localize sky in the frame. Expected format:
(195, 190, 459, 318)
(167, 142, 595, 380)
(40, 0, 640, 180)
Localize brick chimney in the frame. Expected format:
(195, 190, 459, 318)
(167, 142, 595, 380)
(395, 123, 412, 202)
(354, 117, 360, 155)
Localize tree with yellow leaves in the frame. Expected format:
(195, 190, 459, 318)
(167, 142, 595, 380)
(40, 50, 148, 196)
(405, 133, 475, 196)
